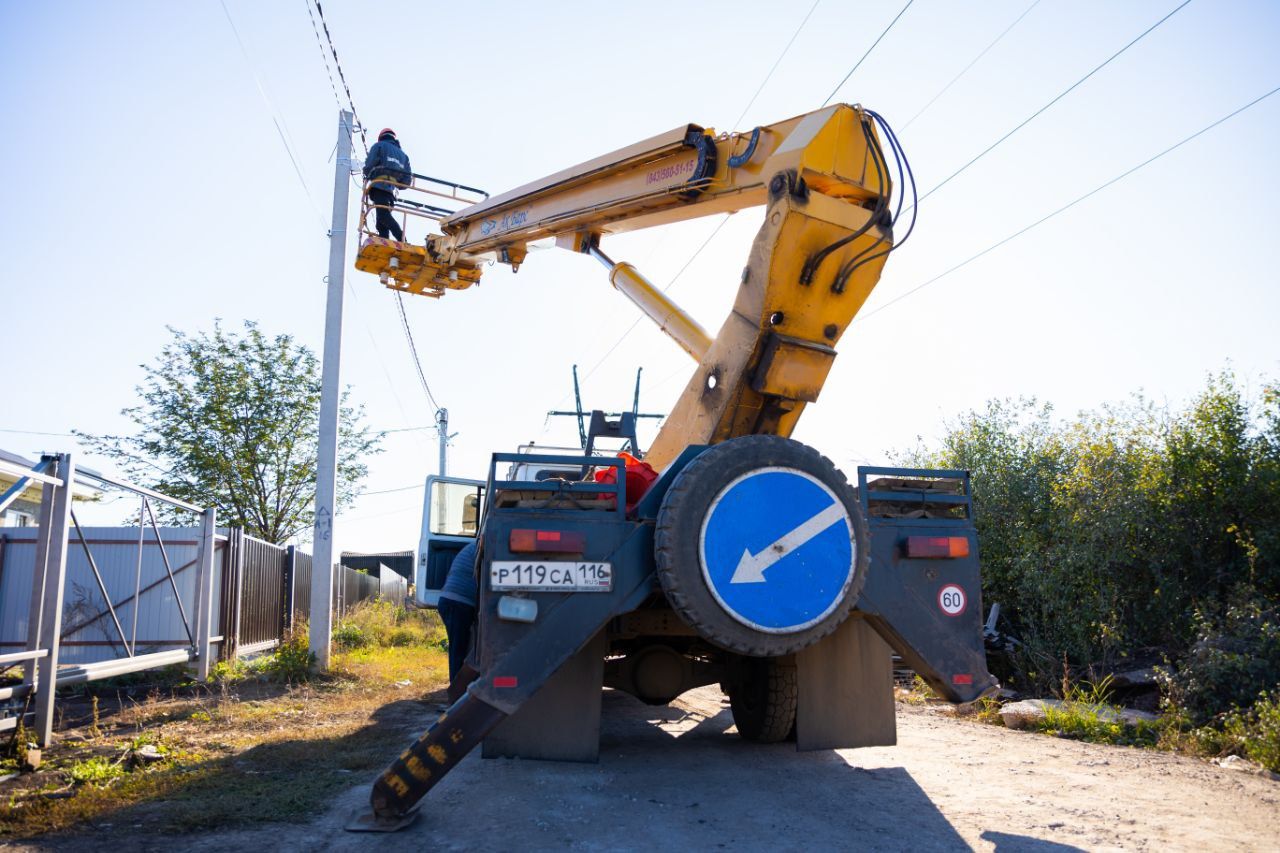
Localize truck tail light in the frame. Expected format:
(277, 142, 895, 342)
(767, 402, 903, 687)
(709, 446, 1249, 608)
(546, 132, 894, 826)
(905, 535, 970, 559)
(509, 528, 586, 554)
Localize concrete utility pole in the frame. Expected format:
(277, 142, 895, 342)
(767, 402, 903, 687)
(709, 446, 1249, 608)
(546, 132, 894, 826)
(310, 109, 354, 670)
(435, 408, 449, 476)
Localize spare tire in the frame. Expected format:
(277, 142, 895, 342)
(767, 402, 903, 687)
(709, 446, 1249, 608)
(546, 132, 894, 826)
(654, 435, 869, 657)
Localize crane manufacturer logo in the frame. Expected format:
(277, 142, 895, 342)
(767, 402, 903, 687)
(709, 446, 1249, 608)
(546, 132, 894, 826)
(480, 209, 530, 236)
(699, 467, 856, 633)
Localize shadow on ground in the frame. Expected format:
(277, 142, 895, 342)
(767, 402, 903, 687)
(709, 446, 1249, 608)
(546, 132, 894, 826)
(5, 695, 440, 848)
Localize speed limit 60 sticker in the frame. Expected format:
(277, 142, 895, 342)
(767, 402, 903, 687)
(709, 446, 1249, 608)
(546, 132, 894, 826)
(938, 584, 967, 616)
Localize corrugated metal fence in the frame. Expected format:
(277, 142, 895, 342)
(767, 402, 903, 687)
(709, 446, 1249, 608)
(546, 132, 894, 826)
(0, 526, 405, 666)
(0, 527, 221, 666)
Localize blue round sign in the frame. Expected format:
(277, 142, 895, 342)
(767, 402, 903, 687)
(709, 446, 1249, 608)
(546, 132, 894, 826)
(698, 467, 856, 633)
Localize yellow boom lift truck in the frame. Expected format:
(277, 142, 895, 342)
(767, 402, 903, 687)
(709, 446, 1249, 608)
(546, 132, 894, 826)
(350, 104, 997, 830)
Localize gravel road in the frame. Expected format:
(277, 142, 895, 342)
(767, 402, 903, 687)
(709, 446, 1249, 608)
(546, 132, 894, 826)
(27, 687, 1280, 852)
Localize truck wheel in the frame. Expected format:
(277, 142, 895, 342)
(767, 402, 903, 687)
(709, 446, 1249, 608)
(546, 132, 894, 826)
(728, 656, 797, 743)
(654, 435, 869, 657)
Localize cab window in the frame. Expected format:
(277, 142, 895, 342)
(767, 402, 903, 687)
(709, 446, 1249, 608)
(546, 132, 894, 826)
(430, 481, 484, 537)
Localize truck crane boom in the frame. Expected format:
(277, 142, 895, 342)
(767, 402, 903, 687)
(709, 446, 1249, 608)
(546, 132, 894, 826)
(348, 105, 991, 836)
(356, 104, 906, 469)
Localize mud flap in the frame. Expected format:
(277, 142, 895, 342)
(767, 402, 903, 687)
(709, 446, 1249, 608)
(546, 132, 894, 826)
(795, 615, 896, 750)
(483, 630, 608, 762)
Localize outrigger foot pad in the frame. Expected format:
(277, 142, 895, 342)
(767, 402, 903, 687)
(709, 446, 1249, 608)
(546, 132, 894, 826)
(346, 691, 508, 833)
(344, 805, 421, 833)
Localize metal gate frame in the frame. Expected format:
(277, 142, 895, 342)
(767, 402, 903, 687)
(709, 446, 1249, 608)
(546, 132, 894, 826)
(0, 453, 220, 746)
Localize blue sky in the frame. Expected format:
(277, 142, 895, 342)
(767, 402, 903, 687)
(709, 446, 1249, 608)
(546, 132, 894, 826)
(2, 0, 1277, 553)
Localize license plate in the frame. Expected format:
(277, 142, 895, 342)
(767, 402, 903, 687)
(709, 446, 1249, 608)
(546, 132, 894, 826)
(489, 561, 613, 592)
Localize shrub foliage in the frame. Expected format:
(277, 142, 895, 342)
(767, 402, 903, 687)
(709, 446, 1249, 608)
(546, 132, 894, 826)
(908, 371, 1280, 719)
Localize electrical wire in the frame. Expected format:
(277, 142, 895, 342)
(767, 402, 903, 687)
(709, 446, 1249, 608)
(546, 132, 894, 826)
(309, 0, 369, 155)
(821, 0, 915, 107)
(558, 1, 840, 405)
(218, 0, 326, 228)
(302, 2, 445, 420)
(899, 0, 1044, 133)
(360, 482, 425, 496)
(395, 291, 441, 413)
(303, 0, 344, 111)
(0, 428, 76, 436)
(732, 0, 822, 129)
(854, 83, 1280, 324)
(340, 277, 414, 428)
(911, 0, 1193, 209)
(576, 214, 733, 386)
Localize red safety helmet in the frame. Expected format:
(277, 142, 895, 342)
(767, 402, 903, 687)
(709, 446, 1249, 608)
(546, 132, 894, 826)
(378, 127, 397, 140)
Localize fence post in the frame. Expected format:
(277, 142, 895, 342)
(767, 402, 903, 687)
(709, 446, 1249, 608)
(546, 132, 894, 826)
(23, 458, 58, 689)
(283, 545, 297, 637)
(218, 528, 244, 662)
(33, 453, 74, 747)
(193, 507, 218, 681)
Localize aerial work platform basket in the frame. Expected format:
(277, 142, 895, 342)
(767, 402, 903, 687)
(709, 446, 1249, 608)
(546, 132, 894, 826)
(354, 172, 488, 298)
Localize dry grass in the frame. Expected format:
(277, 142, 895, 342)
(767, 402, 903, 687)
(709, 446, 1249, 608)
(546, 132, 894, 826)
(1, 605, 449, 841)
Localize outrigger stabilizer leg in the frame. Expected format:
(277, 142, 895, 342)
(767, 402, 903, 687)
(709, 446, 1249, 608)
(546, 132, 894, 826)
(346, 532, 657, 832)
(346, 691, 507, 832)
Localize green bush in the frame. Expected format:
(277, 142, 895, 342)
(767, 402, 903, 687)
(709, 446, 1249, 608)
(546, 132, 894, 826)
(266, 629, 315, 681)
(331, 600, 443, 650)
(68, 756, 124, 786)
(907, 371, 1280, 694)
(1162, 597, 1280, 725)
(333, 622, 369, 650)
(1225, 691, 1280, 772)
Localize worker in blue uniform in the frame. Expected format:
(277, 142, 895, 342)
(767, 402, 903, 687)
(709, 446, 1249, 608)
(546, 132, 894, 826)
(363, 127, 411, 241)
(438, 540, 478, 682)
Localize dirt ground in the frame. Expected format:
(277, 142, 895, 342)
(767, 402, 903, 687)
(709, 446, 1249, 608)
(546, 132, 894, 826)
(11, 686, 1280, 852)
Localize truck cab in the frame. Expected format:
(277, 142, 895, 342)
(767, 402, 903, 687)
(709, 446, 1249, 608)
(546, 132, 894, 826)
(414, 475, 483, 608)
(415, 445, 583, 608)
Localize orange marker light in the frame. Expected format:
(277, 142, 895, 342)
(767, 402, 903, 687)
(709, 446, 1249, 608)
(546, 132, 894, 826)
(905, 536, 970, 559)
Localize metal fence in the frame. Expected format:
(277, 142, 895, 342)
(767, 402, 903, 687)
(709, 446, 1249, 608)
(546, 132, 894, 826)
(0, 453, 219, 746)
(0, 526, 224, 665)
(0, 452, 409, 746)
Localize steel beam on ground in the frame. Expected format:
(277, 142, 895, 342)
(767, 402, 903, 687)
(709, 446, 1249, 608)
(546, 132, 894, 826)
(53, 648, 192, 686)
(0, 649, 47, 666)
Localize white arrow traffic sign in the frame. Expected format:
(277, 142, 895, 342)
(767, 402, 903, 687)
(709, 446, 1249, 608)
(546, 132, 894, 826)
(730, 501, 849, 584)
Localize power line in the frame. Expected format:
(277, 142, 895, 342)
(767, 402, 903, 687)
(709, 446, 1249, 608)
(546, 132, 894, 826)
(732, 0, 822, 129)
(569, 0, 831, 397)
(577, 214, 733, 386)
(341, 278, 414, 428)
(822, 0, 915, 107)
(854, 83, 1280, 324)
(0, 427, 75, 437)
(309, 0, 369, 155)
(912, 0, 1192, 208)
(899, 0, 1044, 133)
(558, 0, 906, 407)
(395, 292, 441, 413)
(303, 0, 344, 111)
(361, 482, 425, 496)
(218, 0, 326, 227)
(301, 3, 443, 419)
